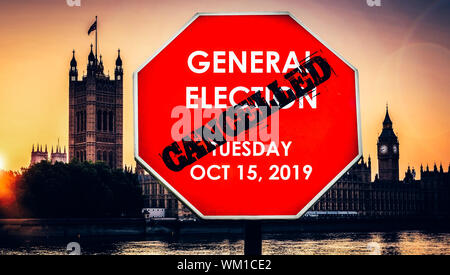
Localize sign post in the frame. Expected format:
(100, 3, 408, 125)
(134, 12, 361, 254)
(244, 221, 262, 255)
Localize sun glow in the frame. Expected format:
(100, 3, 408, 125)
(0, 155, 5, 170)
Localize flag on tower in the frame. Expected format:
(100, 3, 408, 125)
(88, 16, 98, 59)
(88, 19, 97, 35)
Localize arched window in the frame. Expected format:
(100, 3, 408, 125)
(103, 151, 107, 161)
(81, 111, 84, 132)
(108, 111, 113, 132)
(103, 111, 107, 131)
(97, 110, 102, 131)
(83, 111, 86, 131)
(97, 150, 101, 162)
(80, 111, 84, 132)
(76, 151, 79, 160)
(109, 151, 113, 167)
(76, 112, 79, 132)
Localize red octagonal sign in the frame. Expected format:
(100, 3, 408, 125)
(134, 12, 361, 220)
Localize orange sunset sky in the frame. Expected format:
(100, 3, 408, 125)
(0, 0, 448, 179)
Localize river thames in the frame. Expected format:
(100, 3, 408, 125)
(1, 230, 449, 255)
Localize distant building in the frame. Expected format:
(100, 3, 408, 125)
(377, 106, 399, 182)
(30, 144, 48, 166)
(136, 163, 180, 218)
(30, 144, 67, 166)
(420, 163, 450, 218)
(134, 106, 449, 220)
(311, 106, 450, 219)
(50, 145, 67, 164)
(68, 45, 123, 169)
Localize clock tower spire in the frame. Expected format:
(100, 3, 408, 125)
(377, 104, 399, 182)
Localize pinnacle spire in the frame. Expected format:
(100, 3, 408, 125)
(383, 104, 392, 128)
(116, 49, 122, 66)
(70, 49, 77, 67)
(88, 44, 95, 62)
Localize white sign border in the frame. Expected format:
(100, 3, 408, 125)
(133, 12, 363, 220)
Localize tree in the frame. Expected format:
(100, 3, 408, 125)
(12, 161, 143, 218)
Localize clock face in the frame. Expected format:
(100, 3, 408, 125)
(393, 145, 398, 154)
(380, 145, 388, 154)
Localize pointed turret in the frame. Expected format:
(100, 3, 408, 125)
(378, 104, 398, 143)
(70, 50, 77, 67)
(88, 44, 95, 62)
(87, 44, 97, 75)
(98, 55, 104, 74)
(115, 49, 123, 81)
(383, 104, 392, 129)
(116, 49, 122, 67)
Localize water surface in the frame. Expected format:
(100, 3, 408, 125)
(1, 231, 449, 255)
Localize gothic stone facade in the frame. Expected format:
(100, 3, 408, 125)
(135, 106, 449, 220)
(311, 107, 450, 219)
(68, 46, 123, 169)
(136, 164, 180, 218)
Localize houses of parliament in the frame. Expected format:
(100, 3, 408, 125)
(138, 106, 450, 219)
(310, 106, 450, 219)
(28, 43, 449, 220)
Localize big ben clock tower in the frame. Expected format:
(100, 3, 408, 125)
(377, 105, 399, 182)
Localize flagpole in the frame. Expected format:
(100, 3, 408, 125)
(95, 16, 98, 61)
